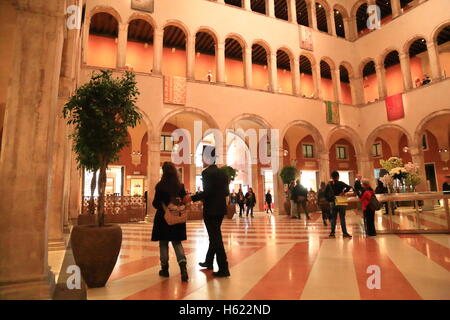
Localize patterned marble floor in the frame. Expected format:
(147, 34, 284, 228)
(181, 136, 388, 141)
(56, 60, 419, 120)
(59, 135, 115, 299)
(84, 211, 450, 300)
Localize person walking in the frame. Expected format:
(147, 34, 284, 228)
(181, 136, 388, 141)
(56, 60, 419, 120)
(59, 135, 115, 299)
(317, 181, 330, 226)
(325, 171, 353, 238)
(237, 188, 245, 217)
(245, 187, 257, 218)
(354, 174, 363, 198)
(288, 181, 296, 217)
(360, 179, 377, 236)
(291, 179, 310, 220)
(151, 162, 190, 282)
(189, 146, 231, 277)
(265, 189, 273, 214)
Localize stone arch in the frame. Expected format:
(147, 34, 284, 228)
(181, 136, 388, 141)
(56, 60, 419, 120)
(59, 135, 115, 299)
(224, 32, 248, 49)
(350, 0, 368, 18)
(300, 51, 317, 66)
(359, 57, 376, 76)
(162, 19, 191, 38)
(402, 34, 429, 55)
(88, 5, 123, 23)
(333, 4, 349, 18)
(431, 20, 450, 43)
(225, 113, 273, 130)
(157, 107, 220, 135)
(194, 26, 220, 45)
(365, 124, 412, 155)
(319, 56, 336, 70)
(281, 120, 326, 153)
(414, 109, 450, 148)
(276, 46, 295, 61)
(127, 12, 157, 30)
(378, 47, 401, 66)
(252, 39, 273, 56)
(339, 61, 354, 78)
(326, 125, 364, 155)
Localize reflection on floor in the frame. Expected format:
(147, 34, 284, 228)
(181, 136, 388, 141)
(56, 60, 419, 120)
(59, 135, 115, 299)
(80, 211, 449, 300)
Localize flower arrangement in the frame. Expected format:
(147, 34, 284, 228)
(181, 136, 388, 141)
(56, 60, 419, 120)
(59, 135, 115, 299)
(380, 157, 404, 172)
(380, 174, 394, 188)
(389, 167, 408, 180)
(404, 162, 422, 190)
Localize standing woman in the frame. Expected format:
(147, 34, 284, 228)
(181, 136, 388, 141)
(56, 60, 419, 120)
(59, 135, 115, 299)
(245, 187, 257, 218)
(360, 179, 377, 236)
(151, 162, 190, 282)
(237, 188, 245, 217)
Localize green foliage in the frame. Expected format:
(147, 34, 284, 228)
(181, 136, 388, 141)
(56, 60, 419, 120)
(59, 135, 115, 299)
(63, 70, 142, 225)
(63, 70, 141, 170)
(279, 166, 297, 185)
(380, 157, 404, 173)
(221, 165, 238, 183)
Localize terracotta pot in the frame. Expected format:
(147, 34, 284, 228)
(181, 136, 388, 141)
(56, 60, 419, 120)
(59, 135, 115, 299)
(70, 224, 122, 288)
(77, 214, 97, 226)
(226, 204, 236, 219)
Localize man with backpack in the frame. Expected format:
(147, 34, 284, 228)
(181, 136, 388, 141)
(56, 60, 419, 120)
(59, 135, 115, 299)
(325, 171, 353, 238)
(359, 179, 380, 236)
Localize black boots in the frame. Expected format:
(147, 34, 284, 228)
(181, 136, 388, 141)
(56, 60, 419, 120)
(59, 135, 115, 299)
(159, 264, 169, 277)
(199, 262, 213, 270)
(213, 270, 231, 277)
(180, 262, 189, 282)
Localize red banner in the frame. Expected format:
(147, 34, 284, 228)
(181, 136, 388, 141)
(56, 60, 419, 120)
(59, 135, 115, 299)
(385, 93, 404, 121)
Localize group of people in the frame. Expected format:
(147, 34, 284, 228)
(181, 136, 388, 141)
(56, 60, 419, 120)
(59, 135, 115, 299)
(151, 147, 231, 282)
(230, 188, 258, 218)
(415, 75, 432, 87)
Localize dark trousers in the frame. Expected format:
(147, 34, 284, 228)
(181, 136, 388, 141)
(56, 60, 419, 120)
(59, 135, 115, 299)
(266, 202, 272, 213)
(330, 204, 348, 234)
(238, 203, 245, 216)
(246, 205, 254, 216)
(364, 209, 377, 236)
(204, 215, 228, 271)
(320, 206, 330, 221)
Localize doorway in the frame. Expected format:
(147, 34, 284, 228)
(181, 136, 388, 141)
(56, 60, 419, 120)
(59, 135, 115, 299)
(425, 163, 437, 191)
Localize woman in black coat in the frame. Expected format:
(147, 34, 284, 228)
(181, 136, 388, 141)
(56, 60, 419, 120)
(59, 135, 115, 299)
(245, 188, 257, 218)
(151, 162, 189, 282)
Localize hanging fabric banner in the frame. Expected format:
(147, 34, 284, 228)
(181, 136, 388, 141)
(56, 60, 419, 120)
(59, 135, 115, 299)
(325, 101, 340, 125)
(385, 93, 404, 121)
(164, 75, 187, 105)
(299, 25, 314, 51)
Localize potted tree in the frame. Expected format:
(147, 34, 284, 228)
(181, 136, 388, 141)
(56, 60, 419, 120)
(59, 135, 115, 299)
(63, 70, 142, 288)
(221, 165, 238, 219)
(279, 165, 298, 215)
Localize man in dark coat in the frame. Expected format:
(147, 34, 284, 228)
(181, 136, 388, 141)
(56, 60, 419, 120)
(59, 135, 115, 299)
(354, 174, 363, 198)
(265, 190, 273, 213)
(443, 175, 450, 194)
(189, 146, 230, 277)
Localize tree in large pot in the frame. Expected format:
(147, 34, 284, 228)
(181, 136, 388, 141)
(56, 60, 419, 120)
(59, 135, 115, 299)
(221, 165, 238, 219)
(63, 70, 142, 288)
(279, 165, 298, 215)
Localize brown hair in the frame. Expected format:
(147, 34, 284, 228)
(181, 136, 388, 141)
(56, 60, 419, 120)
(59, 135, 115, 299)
(158, 162, 182, 195)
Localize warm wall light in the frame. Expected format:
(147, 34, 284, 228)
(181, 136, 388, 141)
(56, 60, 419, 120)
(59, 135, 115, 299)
(171, 47, 176, 53)
(144, 43, 148, 48)
(403, 146, 409, 153)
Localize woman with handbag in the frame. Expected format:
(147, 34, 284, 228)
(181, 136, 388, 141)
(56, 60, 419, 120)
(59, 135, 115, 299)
(151, 162, 190, 282)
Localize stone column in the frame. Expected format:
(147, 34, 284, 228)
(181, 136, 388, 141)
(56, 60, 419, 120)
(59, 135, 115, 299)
(186, 35, 196, 80)
(0, 0, 65, 299)
(152, 29, 164, 75)
(410, 146, 427, 192)
(427, 41, 443, 81)
(357, 154, 375, 183)
(292, 57, 301, 96)
(269, 53, 278, 92)
(375, 63, 387, 99)
(310, 1, 318, 30)
(318, 152, 331, 184)
(329, 9, 336, 36)
(244, 0, 252, 11)
(68, 152, 82, 223)
(347, 17, 357, 41)
(267, 0, 275, 18)
(147, 137, 161, 217)
(343, 17, 351, 40)
(399, 52, 413, 91)
(332, 67, 341, 103)
(216, 41, 226, 84)
(274, 148, 286, 214)
(350, 76, 365, 105)
(313, 62, 321, 98)
(244, 46, 253, 89)
(116, 23, 128, 69)
(81, 16, 90, 65)
(288, 0, 297, 23)
(391, 0, 401, 18)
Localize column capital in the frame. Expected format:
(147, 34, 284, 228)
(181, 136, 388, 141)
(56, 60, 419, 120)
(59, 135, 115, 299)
(154, 29, 164, 38)
(119, 23, 128, 32)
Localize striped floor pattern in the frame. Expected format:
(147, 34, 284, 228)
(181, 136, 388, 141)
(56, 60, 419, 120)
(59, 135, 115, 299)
(87, 211, 450, 300)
